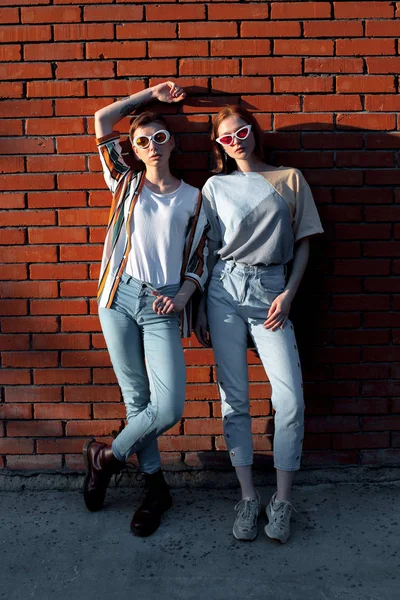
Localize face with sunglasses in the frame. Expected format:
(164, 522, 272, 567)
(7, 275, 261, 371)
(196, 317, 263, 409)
(216, 116, 255, 163)
(131, 122, 174, 166)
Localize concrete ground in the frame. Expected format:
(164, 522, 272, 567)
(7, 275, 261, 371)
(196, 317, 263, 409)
(1, 482, 399, 600)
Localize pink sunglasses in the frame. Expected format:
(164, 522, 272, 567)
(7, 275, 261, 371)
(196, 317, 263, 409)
(216, 124, 252, 146)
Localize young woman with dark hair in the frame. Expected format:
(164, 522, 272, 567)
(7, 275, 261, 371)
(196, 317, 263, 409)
(83, 81, 208, 537)
(196, 106, 323, 543)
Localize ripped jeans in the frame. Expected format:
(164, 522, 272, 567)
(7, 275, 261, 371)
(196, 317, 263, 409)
(99, 272, 186, 474)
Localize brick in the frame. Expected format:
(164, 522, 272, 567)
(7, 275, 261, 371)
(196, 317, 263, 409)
(274, 114, 334, 130)
(34, 369, 91, 385)
(366, 20, 400, 36)
(333, 295, 389, 312)
(64, 386, 120, 403)
(119, 59, 178, 79)
(334, 2, 394, 19)
(305, 58, 364, 73)
(0, 370, 31, 385)
(27, 155, 86, 173)
(366, 95, 400, 111)
(337, 113, 396, 131)
(275, 39, 334, 56)
(0, 335, 30, 351)
(31, 299, 88, 316)
(66, 420, 122, 437)
(27, 81, 85, 98)
(0, 137, 54, 154)
(336, 151, 394, 168)
(304, 20, 363, 37)
(34, 404, 90, 420)
(304, 95, 362, 112)
(333, 433, 389, 450)
(363, 416, 400, 431)
(179, 59, 239, 76)
(24, 43, 83, 61)
(7, 421, 63, 437)
(5, 387, 62, 403)
(28, 227, 87, 244)
(211, 39, 270, 57)
(30, 263, 87, 280)
(2, 194, 25, 209)
(21, 6, 80, 23)
(243, 58, 302, 75)
(366, 134, 400, 149)
(2, 316, 58, 333)
(364, 242, 400, 258)
(0, 25, 51, 43)
(0, 45, 21, 61)
(93, 404, 125, 419)
(368, 57, 400, 75)
(56, 61, 114, 79)
(7, 456, 62, 470)
(158, 436, 212, 452)
(0, 83, 23, 98)
(184, 419, 222, 435)
(149, 41, 208, 58)
(272, 2, 331, 19)
(2, 174, 55, 191)
(337, 39, 395, 56)
(0, 440, 34, 454)
(366, 170, 400, 185)
(0, 229, 25, 245)
(2, 351, 58, 368)
(212, 77, 270, 95)
(241, 21, 300, 38)
(0, 299, 27, 316)
(0, 405, 32, 420)
(86, 42, 146, 60)
(334, 259, 390, 276)
(209, 3, 268, 20)
(180, 21, 237, 38)
(60, 281, 97, 297)
(0, 245, 57, 263)
(116, 22, 176, 40)
(33, 334, 90, 351)
(1, 210, 56, 227)
(147, 4, 205, 20)
(61, 316, 101, 332)
(61, 351, 110, 367)
(28, 191, 86, 208)
(337, 76, 395, 93)
(1, 8, 19, 23)
(58, 173, 105, 191)
(305, 416, 360, 434)
(54, 24, 114, 41)
(274, 77, 333, 94)
(0, 120, 22, 137)
(84, 5, 142, 21)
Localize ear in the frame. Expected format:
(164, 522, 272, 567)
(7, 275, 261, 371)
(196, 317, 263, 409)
(132, 143, 140, 158)
(169, 135, 175, 152)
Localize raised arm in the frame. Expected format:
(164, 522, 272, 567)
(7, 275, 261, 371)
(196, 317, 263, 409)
(94, 81, 186, 139)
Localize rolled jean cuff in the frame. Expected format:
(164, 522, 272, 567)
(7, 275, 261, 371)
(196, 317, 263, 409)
(274, 463, 301, 472)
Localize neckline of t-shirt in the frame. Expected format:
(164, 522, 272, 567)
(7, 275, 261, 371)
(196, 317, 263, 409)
(232, 168, 284, 177)
(143, 179, 183, 196)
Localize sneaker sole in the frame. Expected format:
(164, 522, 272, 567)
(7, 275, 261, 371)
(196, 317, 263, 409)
(233, 529, 258, 541)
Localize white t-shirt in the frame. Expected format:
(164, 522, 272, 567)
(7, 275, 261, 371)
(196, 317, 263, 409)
(125, 180, 199, 287)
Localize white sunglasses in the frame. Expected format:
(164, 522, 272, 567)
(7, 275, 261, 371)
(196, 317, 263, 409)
(216, 124, 252, 146)
(132, 129, 171, 149)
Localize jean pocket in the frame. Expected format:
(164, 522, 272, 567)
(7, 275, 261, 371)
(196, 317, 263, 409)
(255, 274, 285, 295)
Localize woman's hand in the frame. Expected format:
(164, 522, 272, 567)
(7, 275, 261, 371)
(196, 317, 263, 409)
(263, 290, 292, 331)
(152, 294, 186, 315)
(194, 307, 211, 348)
(153, 81, 186, 104)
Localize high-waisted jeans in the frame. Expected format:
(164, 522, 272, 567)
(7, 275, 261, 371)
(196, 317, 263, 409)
(98, 272, 186, 474)
(207, 260, 304, 472)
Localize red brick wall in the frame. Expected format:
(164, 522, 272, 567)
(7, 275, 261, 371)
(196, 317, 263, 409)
(1, 1, 399, 473)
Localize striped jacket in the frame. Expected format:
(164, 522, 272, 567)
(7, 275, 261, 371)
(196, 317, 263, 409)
(96, 131, 209, 338)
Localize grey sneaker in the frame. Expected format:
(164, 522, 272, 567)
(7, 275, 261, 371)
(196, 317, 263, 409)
(232, 490, 261, 541)
(265, 492, 296, 544)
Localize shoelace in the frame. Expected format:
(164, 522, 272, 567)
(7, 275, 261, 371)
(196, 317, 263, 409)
(272, 500, 297, 533)
(234, 498, 259, 529)
(114, 462, 144, 488)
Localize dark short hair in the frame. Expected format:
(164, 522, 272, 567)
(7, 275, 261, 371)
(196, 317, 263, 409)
(128, 111, 170, 145)
(211, 106, 265, 174)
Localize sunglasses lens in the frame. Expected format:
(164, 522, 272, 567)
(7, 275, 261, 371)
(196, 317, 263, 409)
(219, 135, 233, 145)
(135, 136, 149, 148)
(236, 127, 249, 140)
(154, 131, 169, 144)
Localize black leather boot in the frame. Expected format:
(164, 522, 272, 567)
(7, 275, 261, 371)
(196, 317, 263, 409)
(83, 439, 125, 512)
(130, 469, 172, 537)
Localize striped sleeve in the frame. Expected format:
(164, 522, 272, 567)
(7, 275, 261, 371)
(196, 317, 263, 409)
(96, 131, 130, 195)
(183, 205, 209, 291)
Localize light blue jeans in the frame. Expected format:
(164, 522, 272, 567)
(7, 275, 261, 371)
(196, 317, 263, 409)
(98, 272, 186, 474)
(207, 260, 304, 471)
